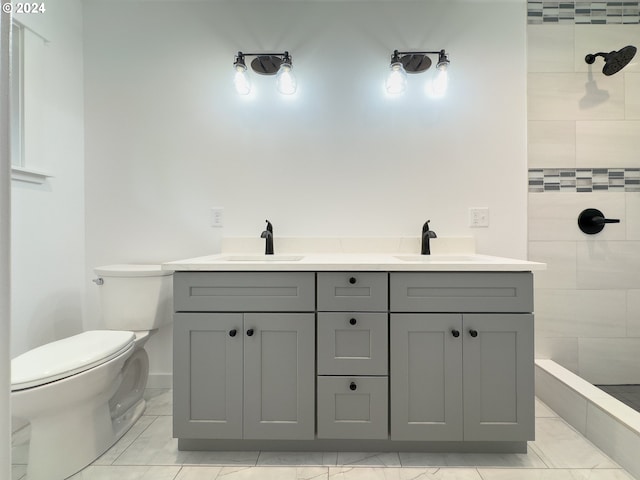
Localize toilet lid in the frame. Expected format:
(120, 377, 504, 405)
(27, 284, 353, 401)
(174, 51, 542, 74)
(11, 330, 135, 391)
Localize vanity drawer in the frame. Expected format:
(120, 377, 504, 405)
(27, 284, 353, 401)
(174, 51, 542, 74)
(317, 272, 388, 311)
(317, 376, 388, 440)
(317, 313, 388, 375)
(173, 272, 315, 312)
(390, 272, 533, 313)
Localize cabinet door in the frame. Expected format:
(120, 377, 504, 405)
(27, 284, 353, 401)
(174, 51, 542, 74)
(243, 313, 315, 440)
(390, 314, 463, 441)
(173, 313, 243, 439)
(462, 314, 534, 441)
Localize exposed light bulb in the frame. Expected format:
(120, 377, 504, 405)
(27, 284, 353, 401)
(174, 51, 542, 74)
(276, 63, 297, 95)
(234, 64, 251, 95)
(385, 62, 407, 95)
(430, 69, 448, 97)
(436, 50, 450, 72)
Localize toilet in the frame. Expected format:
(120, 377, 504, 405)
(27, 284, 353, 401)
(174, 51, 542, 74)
(11, 264, 173, 480)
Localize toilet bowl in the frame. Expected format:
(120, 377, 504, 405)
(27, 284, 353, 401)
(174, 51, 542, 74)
(11, 264, 172, 480)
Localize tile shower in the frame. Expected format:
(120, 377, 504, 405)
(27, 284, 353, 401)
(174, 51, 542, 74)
(527, 1, 640, 386)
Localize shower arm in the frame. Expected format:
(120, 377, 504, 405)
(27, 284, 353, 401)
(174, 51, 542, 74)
(585, 52, 610, 64)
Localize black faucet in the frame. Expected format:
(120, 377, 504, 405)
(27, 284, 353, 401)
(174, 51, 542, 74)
(421, 220, 437, 255)
(260, 220, 274, 255)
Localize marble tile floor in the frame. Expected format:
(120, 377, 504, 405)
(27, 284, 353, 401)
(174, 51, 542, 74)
(11, 389, 638, 480)
(597, 385, 640, 414)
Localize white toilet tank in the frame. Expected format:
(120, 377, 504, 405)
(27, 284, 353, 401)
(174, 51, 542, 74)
(94, 265, 173, 332)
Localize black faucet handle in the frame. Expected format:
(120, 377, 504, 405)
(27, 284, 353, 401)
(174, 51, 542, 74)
(265, 220, 273, 233)
(422, 220, 431, 233)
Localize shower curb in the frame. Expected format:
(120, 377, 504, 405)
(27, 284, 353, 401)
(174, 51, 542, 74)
(535, 359, 640, 479)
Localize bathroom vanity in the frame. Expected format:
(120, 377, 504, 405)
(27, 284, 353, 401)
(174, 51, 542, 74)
(163, 252, 544, 453)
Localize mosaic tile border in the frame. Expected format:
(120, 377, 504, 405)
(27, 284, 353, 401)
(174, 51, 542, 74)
(528, 168, 640, 192)
(528, 1, 640, 24)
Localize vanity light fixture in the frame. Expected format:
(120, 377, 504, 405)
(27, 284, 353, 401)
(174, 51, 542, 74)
(386, 49, 450, 95)
(233, 51, 297, 95)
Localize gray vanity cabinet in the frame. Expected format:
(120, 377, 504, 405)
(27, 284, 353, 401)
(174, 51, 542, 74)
(389, 272, 535, 443)
(173, 272, 316, 441)
(172, 268, 536, 451)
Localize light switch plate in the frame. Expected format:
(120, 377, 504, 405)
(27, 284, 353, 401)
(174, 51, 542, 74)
(211, 207, 224, 228)
(469, 207, 489, 228)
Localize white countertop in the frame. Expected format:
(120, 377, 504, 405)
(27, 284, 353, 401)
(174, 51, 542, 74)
(162, 253, 546, 272)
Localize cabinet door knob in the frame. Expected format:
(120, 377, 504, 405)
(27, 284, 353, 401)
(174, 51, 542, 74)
(229, 329, 237, 337)
(349, 318, 357, 326)
(349, 276, 357, 284)
(469, 329, 478, 338)
(246, 328, 254, 337)
(451, 329, 460, 338)
(349, 382, 357, 391)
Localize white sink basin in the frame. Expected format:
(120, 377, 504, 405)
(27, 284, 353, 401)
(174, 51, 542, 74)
(394, 255, 479, 262)
(219, 255, 305, 262)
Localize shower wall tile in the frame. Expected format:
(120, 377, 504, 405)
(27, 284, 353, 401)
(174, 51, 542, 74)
(627, 193, 640, 240)
(627, 290, 640, 337)
(535, 288, 627, 337)
(528, 121, 576, 168)
(535, 337, 580, 373)
(579, 338, 640, 383)
(577, 241, 640, 289)
(528, 25, 575, 72)
(624, 73, 640, 118)
(528, 3, 640, 384)
(574, 25, 640, 73)
(576, 121, 640, 167)
(528, 192, 625, 241)
(529, 241, 577, 288)
(529, 168, 640, 192)
(529, 73, 625, 120)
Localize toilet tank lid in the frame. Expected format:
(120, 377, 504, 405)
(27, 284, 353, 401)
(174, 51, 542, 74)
(11, 330, 135, 391)
(94, 264, 172, 277)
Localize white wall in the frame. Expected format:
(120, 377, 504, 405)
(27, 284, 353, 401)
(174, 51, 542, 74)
(83, 0, 528, 381)
(528, 24, 640, 383)
(10, 0, 85, 357)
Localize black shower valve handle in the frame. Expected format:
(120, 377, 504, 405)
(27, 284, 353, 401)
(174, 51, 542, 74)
(578, 208, 620, 235)
(593, 216, 620, 225)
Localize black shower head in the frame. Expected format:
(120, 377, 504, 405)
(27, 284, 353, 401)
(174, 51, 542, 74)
(585, 45, 637, 76)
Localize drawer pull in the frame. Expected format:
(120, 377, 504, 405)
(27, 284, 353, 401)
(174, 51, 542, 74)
(229, 329, 237, 337)
(349, 318, 357, 326)
(469, 329, 478, 338)
(349, 276, 357, 285)
(451, 329, 460, 338)
(349, 382, 357, 391)
(246, 328, 255, 337)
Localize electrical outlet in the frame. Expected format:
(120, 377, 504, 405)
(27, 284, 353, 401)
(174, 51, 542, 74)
(211, 207, 224, 228)
(469, 207, 489, 228)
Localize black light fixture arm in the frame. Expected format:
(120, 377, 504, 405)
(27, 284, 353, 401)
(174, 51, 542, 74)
(234, 51, 293, 76)
(393, 49, 445, 56)
(389, 49, 449, 74)
(236, 51, 291, 58)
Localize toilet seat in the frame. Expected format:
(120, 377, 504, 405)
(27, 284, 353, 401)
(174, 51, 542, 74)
(11, 330, 135, 391)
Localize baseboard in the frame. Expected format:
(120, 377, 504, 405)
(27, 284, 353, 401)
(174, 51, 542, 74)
(147, 373, 172, 389)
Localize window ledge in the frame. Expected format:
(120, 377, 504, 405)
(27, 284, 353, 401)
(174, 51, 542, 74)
(11, 166, 53, 184)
